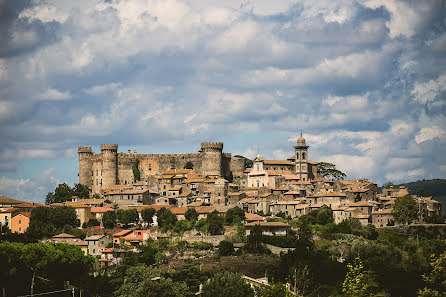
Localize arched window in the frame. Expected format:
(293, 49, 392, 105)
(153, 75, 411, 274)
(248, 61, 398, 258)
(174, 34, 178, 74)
(302, 152, 306, 160)
(296, 152, 299, 159)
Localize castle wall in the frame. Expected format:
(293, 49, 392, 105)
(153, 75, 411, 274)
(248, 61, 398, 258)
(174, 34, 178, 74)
(117, 153, 139, 185)
(80, 142, 246, 194)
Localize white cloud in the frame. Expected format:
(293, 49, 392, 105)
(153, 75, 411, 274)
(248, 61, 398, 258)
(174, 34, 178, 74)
(35, 88, 72, 101)
(415, 126, 446, 143)
(363, 0, 429, 38)
(385, 168, 425, 182)
(411, 73, 446, 103)
(83, 82, 122, 96)
(0, 168, 59, 203)
(19, 3, 69, 23)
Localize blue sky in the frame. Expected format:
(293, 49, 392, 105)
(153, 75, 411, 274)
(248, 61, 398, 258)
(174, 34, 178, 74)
(0, 0, 445, 203)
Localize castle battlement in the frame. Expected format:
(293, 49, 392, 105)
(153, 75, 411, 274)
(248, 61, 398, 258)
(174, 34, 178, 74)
(201, 142, 224, 150)
(100, 144, 118, 151)
(78, 147, 92, 153)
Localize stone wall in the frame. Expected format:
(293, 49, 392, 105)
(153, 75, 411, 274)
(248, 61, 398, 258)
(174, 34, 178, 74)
(80, 142, 246, 194)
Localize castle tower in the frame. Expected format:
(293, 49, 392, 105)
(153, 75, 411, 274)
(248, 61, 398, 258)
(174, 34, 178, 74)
(78, 147, 93, 188)
(294, 133, 309, 181)
(100, 144, 118, 188)
(200, 142, 223, 177)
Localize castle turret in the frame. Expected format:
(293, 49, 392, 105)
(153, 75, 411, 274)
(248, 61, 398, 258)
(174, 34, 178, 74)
(294, 133, 309, 181)
(78, 147, 93, 188)
(101, 144, 118, 188)
(200, 142, 223, 177)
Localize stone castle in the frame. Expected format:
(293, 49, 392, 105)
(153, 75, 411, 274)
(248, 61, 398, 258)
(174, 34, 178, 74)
(78, 142, 246, 194)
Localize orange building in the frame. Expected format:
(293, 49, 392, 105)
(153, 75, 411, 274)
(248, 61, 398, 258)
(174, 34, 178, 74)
(10, 212, 31, 233)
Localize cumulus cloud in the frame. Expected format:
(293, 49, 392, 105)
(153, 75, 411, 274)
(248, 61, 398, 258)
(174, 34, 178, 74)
(415, 126, 446, 143)
(0, 0, 445, 203)
(35, 88, 72, 101)
(0, 168, 59, 203)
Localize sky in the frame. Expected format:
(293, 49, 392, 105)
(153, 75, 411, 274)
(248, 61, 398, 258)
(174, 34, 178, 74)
(0, 0, 445, 203)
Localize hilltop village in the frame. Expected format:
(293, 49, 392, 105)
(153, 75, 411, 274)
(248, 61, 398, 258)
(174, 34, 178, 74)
(73, 135, 441, 228)
(1, 136, 442, 236)
(1, 136, 445, 297)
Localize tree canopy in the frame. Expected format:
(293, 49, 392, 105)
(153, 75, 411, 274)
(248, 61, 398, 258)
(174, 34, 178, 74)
(202, 272, 254, 297)
(392, 194, 419, 225)
(316, 162, 346, 180)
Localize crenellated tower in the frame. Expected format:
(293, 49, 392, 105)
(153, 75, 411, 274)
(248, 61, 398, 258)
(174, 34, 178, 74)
(101, 144, 118, 188)
(200, 142, 223, 177)
(78, 147, 93, 188)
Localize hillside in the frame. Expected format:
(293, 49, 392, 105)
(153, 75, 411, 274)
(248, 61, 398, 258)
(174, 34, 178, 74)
(387, 179, 446, 213)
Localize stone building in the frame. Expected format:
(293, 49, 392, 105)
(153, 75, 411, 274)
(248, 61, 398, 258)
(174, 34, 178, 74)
(78, 142, 245, 194)
(247, 134, 317, 188)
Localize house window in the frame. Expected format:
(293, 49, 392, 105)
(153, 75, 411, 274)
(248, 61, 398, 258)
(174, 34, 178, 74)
(148, 164, 152, 171)
(96, 170, 98, 176)
(19, 220, 21, 224)
(296, 152, 299, 159)
(302, 152, 306, 160)
(19, 227, 21, 232)
(93, 249, 96, 254)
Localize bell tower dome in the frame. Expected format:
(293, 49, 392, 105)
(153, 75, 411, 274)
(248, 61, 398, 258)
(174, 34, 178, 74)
(294, 133, 309, 181)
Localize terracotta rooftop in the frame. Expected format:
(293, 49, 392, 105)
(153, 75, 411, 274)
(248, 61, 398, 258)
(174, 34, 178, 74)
(53, 233, 76, 238)
(0, 196, 24, 205)
(245, 221, 290, 227)
(91, 207, 113, 213)
(263, 160, 293, 165)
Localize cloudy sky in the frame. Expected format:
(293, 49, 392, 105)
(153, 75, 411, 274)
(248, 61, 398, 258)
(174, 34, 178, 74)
(0, 0, 445, 203)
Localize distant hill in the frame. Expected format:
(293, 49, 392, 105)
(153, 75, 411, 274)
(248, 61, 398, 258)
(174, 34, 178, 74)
(380, 179, 446, 213)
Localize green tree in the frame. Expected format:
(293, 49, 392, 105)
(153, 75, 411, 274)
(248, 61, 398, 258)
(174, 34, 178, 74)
(102, 210, 117, 229)
(185, 208, 198, 222)
(184, 162, 194, 169)
(115, 265, 187, 297)
(138, 243, 159, 266)
(218, 240, 234, 256)
(50, 206, 79, 228)
(246, 224, 263, 253)
(73, 183, 90, 199)
(46, 183, 74, 204)
(133, 166, 141, 182)
(120, 209, 139, 227)
(196, 218, 207, 233)
(174, 220, 193, 236)
(157, 208, 177, 229)
(316, 162, 346, 180)
(225, 207, 245, 225)
(206, 210, 224, 235)
(202, 271, 254, 297)
(171, 264, 210, 297)
(141, 207, 156, 225)
(392, 194, 419, 225)
(342, 256, 381, 297)
(258, 283, 292, 297)
(418, 252, 446, 297)
(316, 205, 334, 225)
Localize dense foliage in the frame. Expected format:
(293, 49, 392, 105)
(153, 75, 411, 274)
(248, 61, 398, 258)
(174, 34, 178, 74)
(45, 183, 91, 204)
